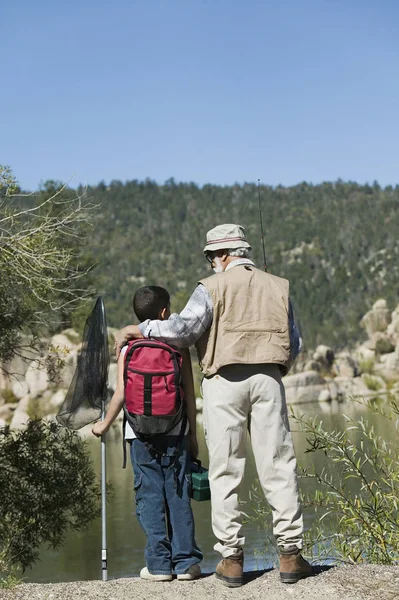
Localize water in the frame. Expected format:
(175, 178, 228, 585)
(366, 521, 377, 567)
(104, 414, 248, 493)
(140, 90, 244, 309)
(26, 399, 394, 583)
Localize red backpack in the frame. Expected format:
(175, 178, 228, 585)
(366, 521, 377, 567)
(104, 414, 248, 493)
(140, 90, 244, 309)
(123, 340, 185, 442)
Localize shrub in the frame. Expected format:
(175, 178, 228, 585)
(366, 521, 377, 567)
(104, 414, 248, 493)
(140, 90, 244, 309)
(247, 394, 399, 565)
(363, 374, 383, 392)
(359, 358, 375, 375)
(0, 420, 102, 581)
(1, 388, 19, 405)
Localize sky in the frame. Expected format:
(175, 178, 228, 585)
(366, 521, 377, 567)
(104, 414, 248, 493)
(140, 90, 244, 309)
(2, 0, 399, 190)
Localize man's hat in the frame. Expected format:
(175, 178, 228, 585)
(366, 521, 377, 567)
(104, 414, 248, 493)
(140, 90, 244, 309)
(203, 224, 251, 253)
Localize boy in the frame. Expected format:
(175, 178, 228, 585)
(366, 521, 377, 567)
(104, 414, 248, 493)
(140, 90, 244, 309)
(92, 286, 202, 580)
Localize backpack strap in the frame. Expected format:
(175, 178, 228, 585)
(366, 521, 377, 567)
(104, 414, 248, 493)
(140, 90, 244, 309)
(122, 411, 127, 469)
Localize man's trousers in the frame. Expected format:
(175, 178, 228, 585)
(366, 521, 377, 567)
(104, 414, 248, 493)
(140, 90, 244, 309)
(201, 363, 303, 558)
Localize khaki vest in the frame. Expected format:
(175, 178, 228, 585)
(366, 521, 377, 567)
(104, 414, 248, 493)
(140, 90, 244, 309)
(195, 265, 291, 376)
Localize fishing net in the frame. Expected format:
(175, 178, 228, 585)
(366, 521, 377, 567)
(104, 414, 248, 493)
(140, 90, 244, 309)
(57, 297, 109, 430)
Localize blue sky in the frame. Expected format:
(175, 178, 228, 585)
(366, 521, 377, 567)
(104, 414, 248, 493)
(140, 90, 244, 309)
(2, 0, 399, 190)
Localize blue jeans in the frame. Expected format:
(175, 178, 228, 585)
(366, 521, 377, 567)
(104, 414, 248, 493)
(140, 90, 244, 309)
(130, 435, 203, 575)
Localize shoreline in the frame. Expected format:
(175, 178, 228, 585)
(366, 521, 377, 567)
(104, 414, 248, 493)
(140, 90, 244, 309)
(1, 565, 398, 600)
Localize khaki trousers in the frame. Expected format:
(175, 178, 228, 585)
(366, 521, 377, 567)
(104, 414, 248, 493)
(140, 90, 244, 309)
(201, 363, 303, 558)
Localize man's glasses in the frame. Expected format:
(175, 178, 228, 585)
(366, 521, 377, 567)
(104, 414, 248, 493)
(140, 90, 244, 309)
(205, 253, 214, 264)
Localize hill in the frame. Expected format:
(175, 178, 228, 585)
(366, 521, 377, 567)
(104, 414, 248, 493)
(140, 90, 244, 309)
(77, 179, 399, 350)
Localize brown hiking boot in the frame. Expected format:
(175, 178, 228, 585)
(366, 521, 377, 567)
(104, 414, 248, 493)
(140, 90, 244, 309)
(215, 549, 244, 587)
(280, 547, 313, 584)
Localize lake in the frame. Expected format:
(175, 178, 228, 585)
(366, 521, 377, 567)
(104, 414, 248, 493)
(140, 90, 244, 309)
(26, 398, 395, 583)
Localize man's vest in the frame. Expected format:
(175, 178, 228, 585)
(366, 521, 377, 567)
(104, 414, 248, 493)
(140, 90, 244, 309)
(195, 265, 291, 376)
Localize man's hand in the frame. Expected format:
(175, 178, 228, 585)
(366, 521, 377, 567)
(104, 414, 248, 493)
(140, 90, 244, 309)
(114, 325, 143, 357)
(92, 421, 109, 438)
(189, 433, 199, 459)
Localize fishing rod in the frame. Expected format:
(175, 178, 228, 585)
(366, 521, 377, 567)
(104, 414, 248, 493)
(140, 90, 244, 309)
(257, 179, 268, 272)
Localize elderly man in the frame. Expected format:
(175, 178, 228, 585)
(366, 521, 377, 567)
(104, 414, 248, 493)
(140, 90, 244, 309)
(116, 224, 312, 587)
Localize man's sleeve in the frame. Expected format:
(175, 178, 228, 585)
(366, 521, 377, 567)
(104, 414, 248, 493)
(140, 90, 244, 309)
(138, 284, 213, 347)
(288, 299, 302, 362)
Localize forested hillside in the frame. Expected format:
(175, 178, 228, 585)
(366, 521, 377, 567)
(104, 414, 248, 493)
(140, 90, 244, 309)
(71, 178, 399, 350)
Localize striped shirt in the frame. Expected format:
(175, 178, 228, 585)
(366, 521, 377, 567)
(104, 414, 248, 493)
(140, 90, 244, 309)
(138, 260, 302, 361)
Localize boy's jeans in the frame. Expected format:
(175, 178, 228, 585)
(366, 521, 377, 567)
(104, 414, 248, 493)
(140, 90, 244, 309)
(130, 435, 203, 575)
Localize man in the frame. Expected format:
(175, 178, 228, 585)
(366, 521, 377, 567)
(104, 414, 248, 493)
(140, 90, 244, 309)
(115, 224, 312, 587)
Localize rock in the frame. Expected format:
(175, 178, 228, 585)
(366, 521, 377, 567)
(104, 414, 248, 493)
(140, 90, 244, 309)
(355, 343, 376, 363)
(318, 389, 332, 403)
(108, 363, 118, 392)
(360, 299, 391, 337)
(304, 360, 321, 372)
(284, 370, 328, 404)
(334, 376, 370, 399)
(56, 348, 78, 389)
(387, 304, 399, 341)
(50, 333, 79, 351)
(49, 389, 67, 409)
(312, 345, 335, 368)
(332, 352, 360, 378)
(10, 376, 30, 400)
(373, 299, 388, 310)
(10, 395, 31, 429)
(25, 361, 49, 398)
(379, 351, 399, 368)
(374, 352, 399, 381)
(0, 403, 17, 422)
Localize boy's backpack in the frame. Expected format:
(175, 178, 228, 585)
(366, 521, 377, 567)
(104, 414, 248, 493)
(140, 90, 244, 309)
(122, 339, 186, 467)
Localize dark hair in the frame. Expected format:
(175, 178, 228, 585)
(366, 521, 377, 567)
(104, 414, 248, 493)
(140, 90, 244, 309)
(133, 286, 170, 322)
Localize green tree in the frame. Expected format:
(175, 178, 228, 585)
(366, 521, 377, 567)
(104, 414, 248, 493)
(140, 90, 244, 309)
(0, 420, 101, 583)
(0, 166, 95, 365)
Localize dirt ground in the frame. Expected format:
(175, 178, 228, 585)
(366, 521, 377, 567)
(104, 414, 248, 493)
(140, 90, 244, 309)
(1, 565, 398, 600)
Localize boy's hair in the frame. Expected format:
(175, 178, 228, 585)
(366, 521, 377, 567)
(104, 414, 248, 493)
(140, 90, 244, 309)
(133, 286, 170, 322)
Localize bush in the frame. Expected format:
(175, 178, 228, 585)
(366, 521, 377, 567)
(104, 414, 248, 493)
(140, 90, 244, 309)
(1, 388, 19, 405)
(0, 420, 101, 581)
(247, 395, 399, 565)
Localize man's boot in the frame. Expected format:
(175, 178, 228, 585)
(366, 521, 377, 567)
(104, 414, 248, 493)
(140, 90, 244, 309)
(215, 549, 244, 587)
(279, 547, 313, 584)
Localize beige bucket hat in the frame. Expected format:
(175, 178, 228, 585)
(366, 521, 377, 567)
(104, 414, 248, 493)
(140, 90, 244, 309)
(203, 224, 251, 253)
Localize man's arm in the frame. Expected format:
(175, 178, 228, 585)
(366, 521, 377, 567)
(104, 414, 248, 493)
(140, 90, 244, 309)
(92, 352, 125, 436)
(115, 284, 213, 355)
(180, 348, 198, 458)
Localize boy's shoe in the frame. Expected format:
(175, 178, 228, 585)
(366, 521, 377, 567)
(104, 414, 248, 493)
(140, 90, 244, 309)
(215, 549, 244, 587)
(140, 567, 172, 581)
(279, 547, 313, 584)
(177, 564, 201, 580)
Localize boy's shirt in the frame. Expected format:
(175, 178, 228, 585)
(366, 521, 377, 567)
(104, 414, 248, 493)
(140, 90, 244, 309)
(121, 344, 189, 441)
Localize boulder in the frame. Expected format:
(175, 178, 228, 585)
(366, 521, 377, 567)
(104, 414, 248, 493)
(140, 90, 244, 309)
(0, 403, 17, 422)
(360, 299, 390, 337)
(387, 304, 399, 342)
(10, 395, 31, 429)
(355, 343, 376, 363)
(304, 360, 321, 372)
(284, 371, 328, 404)
(108, 362, 118, 393)
(25, 361, 49, 398)
(334, 376, 370, 399)
(49, 389, 67, 409)
(312, 345, 335, 369)
(50, 332, 79, 352)
(10, 376, 30, 400)
(332, 353, 360, 378)
(374, 352, 399, 381)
